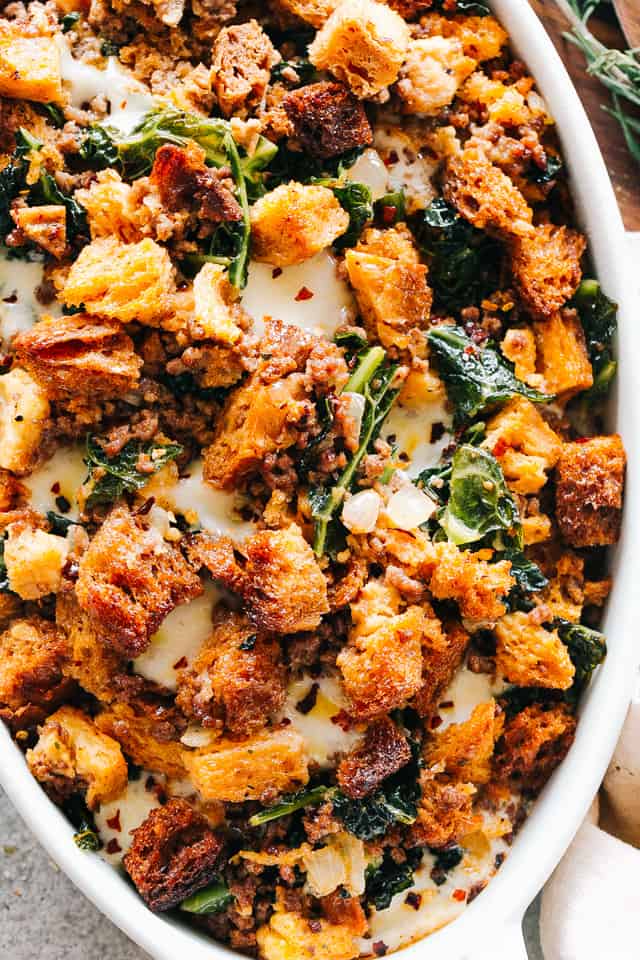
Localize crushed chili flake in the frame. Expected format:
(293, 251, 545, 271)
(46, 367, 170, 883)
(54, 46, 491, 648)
(331, 709, 354, 731)
(106, 810, 121, 831)
(272, 267, 283, 279)
(307, 919, 322, 934)
(452, 888, 467, 902)
(295, 286, 314, 301)
(373, 941, 388, 956)
(404, 891, 422, 910)
(295, 682, 319, 715)
(384, 150, 399, 166)
(438, 700, 454, 710)
(492, 437, 508, 459)
(173, 656, 188, 670)
(382, 205, 397, 224)
(50, 482, 61, 494)
(430, 714, 443, 729)
(575, 436, 590, 444)
(106, 838, 122, 855)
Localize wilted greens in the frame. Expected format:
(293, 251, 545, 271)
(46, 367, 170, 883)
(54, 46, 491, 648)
(365, 849, 424, 910)
(427, 326, 552, 425)
(572, 279, 618, 397)
(439, 444, 520, 547)
(180, 881, 234, 915)
(84, 435, 183, 507)
(330, 181, 373, 250)
(248, 785, 331, 827)
(556, 619, 607, 690)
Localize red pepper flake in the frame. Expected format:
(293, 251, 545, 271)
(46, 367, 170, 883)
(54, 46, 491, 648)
(373, 941, 388, 956)
(272, 267, 283, 279)
(295, 286, 314, 301)
(463, 345, 476, 356)
(307, 919, 322, 934)
(331, 709, 355, 731)
(404, 891, 422, 910)
(575, 436, 590, 444)
(106, 810, 121, 831)
(492, 437, 508, 459)
(452, 888, 467, 902)
(50, 481, 61, 494)
(106, 838, 122, 855)
(430, 714, 443, 729)
(173, 655, 188, 670)
(438, 700, 454, 710)
(384, 150, 399, 167)
(382, 205, 397, 225)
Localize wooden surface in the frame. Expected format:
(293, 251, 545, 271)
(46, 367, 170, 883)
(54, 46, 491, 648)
(529, 0, 640, 229)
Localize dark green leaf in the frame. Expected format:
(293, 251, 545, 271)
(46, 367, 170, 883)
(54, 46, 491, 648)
(528, 154, 562, 185)
(79, 126, 119, 169)
(572, 279, 618, 396)
(158, 371, 227, 403)
(334, 329, 368, 353)
(556, 619, 606, 689)
(270, 58, 317, 87)
(30, 169, 88, 241)
(180, 881, 234, 915)
(100, 39, 120, 56)
(0, 539, 11, 593)
(375, 190, 406, 225)
(63, 795, 102, 851)
(248, 785, 332, 827)
(85, 435, 183, 507)
(365, 848, 423, 911)
(40, 103, 66, 128)
(61, 11, 80, 31)
(330, 181, 373, 250)
(439, 444, 521, 547)
(266, 144, 363, 190)
(46, 512, 84, 536)
(503, 548, 548, 610)
(427, 325, 553, 425)
(73, 826, 101, 851)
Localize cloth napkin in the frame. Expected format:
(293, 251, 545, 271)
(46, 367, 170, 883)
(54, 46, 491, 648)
(539, 233, 640, 960)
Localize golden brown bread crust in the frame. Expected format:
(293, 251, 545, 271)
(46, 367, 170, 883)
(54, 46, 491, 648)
(412, 617, 468, 719)
(443, 146, 533, 238)
(283, 81, 372, 159)
(123, 798, 226, 912)
(0, 616, 69, 712)
(427, 542, 514, 622)
(176, 608, 286, 736)
(408, 773, 477, 849)
(56, 593, 128, 703)
(96, 702, 188, 779)
(510, 223, 586, 320)
(75, 505, 203, 657)
(494, 611, 575, 690)
(337, 715, 411, 799)
(493, 703, 576, 793)
(13, 314, 143, 401)
(555, 435, 626, 548)
(424, 700, 504, 785)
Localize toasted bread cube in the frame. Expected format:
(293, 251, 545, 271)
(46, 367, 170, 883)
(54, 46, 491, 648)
(95, 703, 187, 779)
(397, 36, 475, 115)
(13, 314, 142, 401)
(425, 700, 504, 785)
(191, 262, 242, 344)
(283, 81, 372, 159)
(75, 169, 144, 243)
(123, 798, 225, 912)
(555, 435, 625, 547)
(0, 368, 50, 475)
(337, 715, 410, 799)
(4, 524, 69, 599)
(309, 0, 410, 98)
(413, 619, 469, 719)
(511, 223, 586, 320)
(500, 327, 543, 389)
(0, 617, 67, 711)
(0, 22, 63, 104)
(211, 19, 280, 118)
(409, 773, 477, 849)
(257, 911, 360, 960)
(56, 593, 126, 704)
(27, 705, 127, 808)
(13, 204, 67, 259)
(494, 611, 575, 690)
(250, 182, 348, 267)
(494, 703, 576, 793)
(274, 0, 338, 27)
(427, 542, 514, 622)
(345, 247, 431, 349)
(337, 580, 424, 720)
(533, 311, 593, 398)
(444, 146, 533, 238)
(484, 396, 562, 495)
(185, 727, 309, 802)
(60, 236, 175, 326)
(419, 12, 507, 61)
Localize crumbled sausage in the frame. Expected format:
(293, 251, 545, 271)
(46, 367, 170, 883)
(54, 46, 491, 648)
(0, 617, 69, 712)
(150, 143, 243, 224)
(211, 20, 280, 118)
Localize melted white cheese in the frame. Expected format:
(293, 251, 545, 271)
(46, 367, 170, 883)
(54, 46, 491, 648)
(57, 38, 154, 132)
(373, 128, 438, 211)
(133, 579, 219, 690)
(168, 460, 256, 539)
(94, 774, 162, 864)
(282, 674, 361, 768)
(242, 251, 355, 340)
(0, 257, 60, 341)
(346, 148, 390, 201)
(437, 668, 506, 731)
(23, 445, 87, 520)
(383, 398, 451, 478)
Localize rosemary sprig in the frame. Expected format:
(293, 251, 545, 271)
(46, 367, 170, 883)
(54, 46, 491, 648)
(554, 0, 640, 164)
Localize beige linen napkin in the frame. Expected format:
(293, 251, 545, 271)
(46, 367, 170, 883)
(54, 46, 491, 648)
(539, 234, 640, 959)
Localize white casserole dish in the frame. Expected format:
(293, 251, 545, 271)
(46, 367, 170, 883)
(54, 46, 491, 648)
(1, 1, 638, 957)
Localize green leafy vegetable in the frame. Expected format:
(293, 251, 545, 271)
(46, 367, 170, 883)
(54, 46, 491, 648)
(310, 346, 399, 556)
(330, 181, 373, 250)
(375, 190, 406, 225)
(248, 785, 331, 827)
(528, 154, 563, 185)
(61, 11, 80, 30)
(411, 199, 500, 311)
(158, 371, 227, 403)
(266, 144, 363, 190)
(46, 512, 83, 536)
(556, 619, 607, 690)
(100, 39, 120, 57)
(73, 826, 101, 851)
(0, 539, 11, 593)
(572, 279, 618, 397)
(439, 444, 521, 547)
(427, 326, 552, 426)
(40, 103, 66, 128)
(79, 126, 119, 169)
(334, 329, 368, 353)
(365, 849, 423, 911)
(270, 58, 317, 86)
(503, 548, 549, 610)
(84, 435, 183, 507)
(63, 795, 102, 851)
(180, 881, 234, 915)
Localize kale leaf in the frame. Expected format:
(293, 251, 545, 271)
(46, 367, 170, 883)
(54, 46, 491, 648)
(180, 881, 234, 915)
(248, 785, 331, 827)
(61, 10, 80, 30)
(0, 158, 26, 235)
(331, 181, 373, 250)
(365, 848, 424, 911)
(63, 795, 102, 851)
(411, 199, 500, 311)
(572, 279, 618, 397)
(270, 57, 317, 87)
(310, 346, 399, 556)
(46, 511, 84, 536)
(528, 154, 562, 185)
(30, 169, 88, 241)
(503, 548, 549, 611)
(79, 125, 119, 169)
(266, 144, 363, 190)
(427, 325, 552, 425)
(375, 189, 406, 225)
(556, 619, 607, 690)
(439, 444, 521, 547)
(0, 538, 12, 594)
(84, 435, 183, 507)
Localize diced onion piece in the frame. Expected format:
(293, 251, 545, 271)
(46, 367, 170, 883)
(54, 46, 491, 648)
(386, 484, 437, 530)
(341, 391, 366, 440)
(180, 725, 219, 749)
(342, 488, 382, 534)
(303, 833, 366, 897)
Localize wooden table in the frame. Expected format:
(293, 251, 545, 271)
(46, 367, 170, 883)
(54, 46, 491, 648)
(530, 0, 640, 229)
